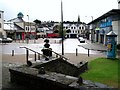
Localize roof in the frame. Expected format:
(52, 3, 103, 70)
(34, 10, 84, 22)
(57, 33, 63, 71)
(87, 9, 120, 25)
(0, 10, 4, 12)
(7, 17, 24, 22)
(24, 22, 35, 26)
(63, 21, 85, 24)
(106, 31, 117, 36)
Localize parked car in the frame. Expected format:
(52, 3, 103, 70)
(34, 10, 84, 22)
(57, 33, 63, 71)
(78, 37, 85, 43)
(0, 37, 13, 43)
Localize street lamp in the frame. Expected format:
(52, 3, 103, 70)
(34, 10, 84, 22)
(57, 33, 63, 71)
(91, 16, 93, 21)
(27, 15, 29, 32)
(26, 15, 29, 44)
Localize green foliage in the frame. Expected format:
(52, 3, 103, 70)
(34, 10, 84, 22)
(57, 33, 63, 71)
(81, 58, 120, 88)
(33, 19, 41, 25)
(57, 24, 66, 38)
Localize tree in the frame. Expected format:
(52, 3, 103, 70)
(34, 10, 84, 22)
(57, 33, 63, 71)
(58, 24, 66, 38)
(66, 29, 71, 33)
(33, 19, 41, 25)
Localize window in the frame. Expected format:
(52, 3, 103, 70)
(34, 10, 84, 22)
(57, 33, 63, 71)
(73, 30, 74, 33)
(26, 27, 28, 30)
(0, 23, 1, 28)
(0, 14, 1, 18)
(71, 27, 73, 29)
(79, 27, 81, 29)
(74, 27, 76, 29)
(75, 31, 77, 33)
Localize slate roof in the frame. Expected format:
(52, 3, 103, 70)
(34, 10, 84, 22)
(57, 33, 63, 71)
(87, 9, 120, 25)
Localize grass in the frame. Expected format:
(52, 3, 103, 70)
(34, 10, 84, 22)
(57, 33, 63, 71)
(81, 58, 120, 88)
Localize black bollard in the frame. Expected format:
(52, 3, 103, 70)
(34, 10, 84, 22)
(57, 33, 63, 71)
(88, 49, 90, 57)
(12, 50, 14, 56)
(76, 48, 78, 56)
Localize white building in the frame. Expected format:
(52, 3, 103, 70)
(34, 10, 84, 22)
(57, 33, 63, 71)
(4, 12, 36, 40)
(0, 10, 6, 38)
(63, 22, 86, 38)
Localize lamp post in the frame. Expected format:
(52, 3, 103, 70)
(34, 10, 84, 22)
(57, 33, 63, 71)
(27, 15, 29, 32)
(26, 15, 29, 44)
(91, 16, 94, 43)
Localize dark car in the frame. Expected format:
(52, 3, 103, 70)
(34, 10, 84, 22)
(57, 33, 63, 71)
(0, 37, 13, 43)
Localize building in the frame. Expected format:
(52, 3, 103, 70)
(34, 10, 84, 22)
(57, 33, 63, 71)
(0, 10, 6, 38)
(4, 12, 36, 40)
(88, 9, 120, 45)
(63, 21, 86, 38)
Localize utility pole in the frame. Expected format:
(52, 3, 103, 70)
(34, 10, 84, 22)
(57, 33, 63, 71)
(61, 0, 64, 55)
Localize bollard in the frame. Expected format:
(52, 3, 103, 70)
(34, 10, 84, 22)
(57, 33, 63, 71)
(76, 48, 78, 56)
(35, 52, 36, 61)
(88, 49, 90, 57)
(12, 50, 14, 56)
(26, 49, 29, 63)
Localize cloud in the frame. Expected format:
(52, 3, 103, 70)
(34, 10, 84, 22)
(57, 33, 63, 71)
(0, 0, 118, 22)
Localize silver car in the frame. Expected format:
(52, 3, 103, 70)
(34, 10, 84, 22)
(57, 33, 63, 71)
(0, 37, 12, 43)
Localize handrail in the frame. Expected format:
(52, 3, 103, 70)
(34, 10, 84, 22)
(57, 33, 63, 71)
(20, 46, 44, 56)
(20, 46, 68, 64)
(47, 48, 68, 60)
(20, 46, 48, 63)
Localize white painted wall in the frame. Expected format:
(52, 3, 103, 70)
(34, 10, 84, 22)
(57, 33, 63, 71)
(0, 10, 6, 38)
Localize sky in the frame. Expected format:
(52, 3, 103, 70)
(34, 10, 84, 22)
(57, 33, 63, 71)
(0, 0, 118, 23)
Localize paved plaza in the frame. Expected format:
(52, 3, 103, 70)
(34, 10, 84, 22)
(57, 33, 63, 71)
(1, 38, 118, 89)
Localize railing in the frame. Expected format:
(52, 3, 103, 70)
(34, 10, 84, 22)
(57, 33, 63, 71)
(20, 47, 48, 63)
(20, 47, 68, 64)
(47, 48, 68, 60)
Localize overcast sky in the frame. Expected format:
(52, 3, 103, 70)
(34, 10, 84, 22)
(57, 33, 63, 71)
(0, 0, 118, 23)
